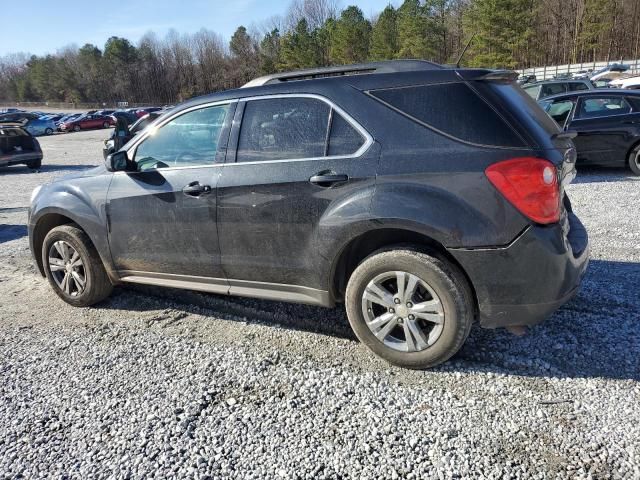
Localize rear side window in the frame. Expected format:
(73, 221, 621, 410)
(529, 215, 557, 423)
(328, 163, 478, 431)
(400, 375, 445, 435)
(237, 97, 365, 162)
(369, 83, 525, 147)
(576, 97, 631, 119)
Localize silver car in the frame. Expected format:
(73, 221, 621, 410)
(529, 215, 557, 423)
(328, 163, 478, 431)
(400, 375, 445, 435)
(25, 117, 56, 136)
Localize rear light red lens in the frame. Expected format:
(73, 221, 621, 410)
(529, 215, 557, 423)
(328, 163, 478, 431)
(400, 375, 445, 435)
(485, 157, 560, 224)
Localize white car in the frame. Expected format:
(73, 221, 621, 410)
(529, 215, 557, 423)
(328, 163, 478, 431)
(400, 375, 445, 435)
(610, 75, 640, 90)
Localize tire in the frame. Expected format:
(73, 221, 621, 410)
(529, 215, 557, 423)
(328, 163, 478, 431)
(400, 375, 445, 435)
(628, 144, 640, 176)
(345, 248, 474, 369)
(103, 121, 110, 129)
(42, 225, 113, 307)
(26, 158, 41, 169)
(73, 125, 81, 132)
(45, 128, 53, 135)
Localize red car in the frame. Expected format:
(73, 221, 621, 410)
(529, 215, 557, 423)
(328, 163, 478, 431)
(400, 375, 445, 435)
(60, 114, 115, 132)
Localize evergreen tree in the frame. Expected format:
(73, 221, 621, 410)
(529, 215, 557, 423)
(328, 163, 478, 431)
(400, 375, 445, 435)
(463, 0, 536, 68)
(396, 0, 436, 59)
(370, 5, 399, 60)
(260, 29, 281, 74)
(330, 6, 371, 64)
(280, 19, 321, 69)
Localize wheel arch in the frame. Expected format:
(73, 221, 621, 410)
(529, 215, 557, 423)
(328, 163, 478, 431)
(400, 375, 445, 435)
(329, 227, 478, 316)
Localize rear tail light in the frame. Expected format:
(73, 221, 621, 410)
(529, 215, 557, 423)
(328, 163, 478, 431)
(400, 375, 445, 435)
(485, 157, 560, 224)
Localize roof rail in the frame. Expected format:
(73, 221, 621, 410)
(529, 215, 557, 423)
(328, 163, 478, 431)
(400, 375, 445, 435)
(241, 60, 443, 88)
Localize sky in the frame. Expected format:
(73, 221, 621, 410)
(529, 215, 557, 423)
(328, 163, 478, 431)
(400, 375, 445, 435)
(0, 0, 396, 56)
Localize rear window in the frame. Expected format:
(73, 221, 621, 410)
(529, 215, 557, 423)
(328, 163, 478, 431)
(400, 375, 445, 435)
(369, 82, 525, 147)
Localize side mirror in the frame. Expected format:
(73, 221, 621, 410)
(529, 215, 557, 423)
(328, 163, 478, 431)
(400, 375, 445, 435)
(105, 150, 129, 172)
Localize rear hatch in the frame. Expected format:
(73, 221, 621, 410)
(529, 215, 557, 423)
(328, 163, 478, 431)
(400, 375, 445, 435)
(0, 124, 42, 162)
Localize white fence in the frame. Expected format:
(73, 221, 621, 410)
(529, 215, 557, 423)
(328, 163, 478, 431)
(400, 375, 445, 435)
(519, 59, 640, 80)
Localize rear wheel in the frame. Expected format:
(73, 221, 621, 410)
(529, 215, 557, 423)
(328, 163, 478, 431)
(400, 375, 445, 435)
(628, 145, 640, 176)
(103, 121, 110, 129)
(26, 158, 41, 169)
(42, 225, 112, 307)
(345, 248, 474, 369)
(44, 127, 53, 135)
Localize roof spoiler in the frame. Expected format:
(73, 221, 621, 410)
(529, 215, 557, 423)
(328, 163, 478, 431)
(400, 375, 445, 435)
(476, 70, 519, 83)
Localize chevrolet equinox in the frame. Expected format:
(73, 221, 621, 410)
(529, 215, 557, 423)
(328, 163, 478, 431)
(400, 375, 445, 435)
(28, 61, 589, 368)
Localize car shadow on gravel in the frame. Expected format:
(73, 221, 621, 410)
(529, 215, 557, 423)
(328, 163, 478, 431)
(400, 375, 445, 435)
(455, 259, 640, 381)
(0, 224, 28, 244)
(96, 259, 640, 381)
(573, 167, 639, 183)
(0, 164, 96, 175)
(104, 283, 355, 341)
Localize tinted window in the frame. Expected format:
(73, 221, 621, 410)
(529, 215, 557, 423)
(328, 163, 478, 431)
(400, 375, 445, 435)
(370, 83, 524, 147)
(540, 83, 567, 97)
(134, 104, 229, 171)
(626, 96, 640, 110)
(568, 82, 589, 91)
(237, 98, 330, 162)
(576, 97, 631, 119)
(328, 112, 365, 156)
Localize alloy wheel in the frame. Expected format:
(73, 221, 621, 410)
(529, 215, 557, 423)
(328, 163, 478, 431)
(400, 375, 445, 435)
(48, 241, 86, 296)
(361, 271, 444, 352)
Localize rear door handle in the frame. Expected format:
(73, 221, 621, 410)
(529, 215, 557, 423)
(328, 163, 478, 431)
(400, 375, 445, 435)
(309, 173, 349, 186)
(182, 181, 212, 196)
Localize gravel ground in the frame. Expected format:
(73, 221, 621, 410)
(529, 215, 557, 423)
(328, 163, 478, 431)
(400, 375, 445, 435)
(0, 130, 639, 479)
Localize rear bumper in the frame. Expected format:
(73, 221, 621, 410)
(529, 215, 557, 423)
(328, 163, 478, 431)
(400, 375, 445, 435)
(0, 151, 43, 167)
(448, 211, 589, 328)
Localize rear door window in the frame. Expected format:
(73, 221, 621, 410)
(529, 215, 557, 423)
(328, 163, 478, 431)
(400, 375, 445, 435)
(576, 97, 632, 119)
(369, 83, 525, 147)
(236, 97, 366, 162)
(541, 83, 567, 97)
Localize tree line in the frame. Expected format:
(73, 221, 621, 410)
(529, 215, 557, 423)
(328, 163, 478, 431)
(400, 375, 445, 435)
(1, 0, 638, 105)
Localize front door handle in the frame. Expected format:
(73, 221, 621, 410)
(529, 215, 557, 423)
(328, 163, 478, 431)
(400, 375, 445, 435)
(309, 173, 349, 187)
(182, 181, 212, 196)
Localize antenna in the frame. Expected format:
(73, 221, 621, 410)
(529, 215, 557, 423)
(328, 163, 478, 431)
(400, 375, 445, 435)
(455, 34, 476, 68)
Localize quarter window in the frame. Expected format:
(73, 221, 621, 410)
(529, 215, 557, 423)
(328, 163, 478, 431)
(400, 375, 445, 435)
(369, 83, 525, 147)
(134, 104, 229, 171)
(541, 83, 567, 97)
(576, 97, 632, 119)
(544, 99, 576, 126)
(568, 82, 589, 91)
(236, 97, 365, 162)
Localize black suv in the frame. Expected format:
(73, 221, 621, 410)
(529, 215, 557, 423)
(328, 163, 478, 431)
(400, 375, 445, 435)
(28, 61, 589, 368)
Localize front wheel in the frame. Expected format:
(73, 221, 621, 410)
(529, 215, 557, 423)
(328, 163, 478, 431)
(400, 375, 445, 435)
(628, 145, 640, 176)
(42, 225, 113, 307)
(44, 128, 53, 135)
(73, 125, 81, 132)
(345, 248, 474, 369)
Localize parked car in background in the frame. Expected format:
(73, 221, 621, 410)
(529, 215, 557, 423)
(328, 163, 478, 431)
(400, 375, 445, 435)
(59, 113, 115, 132)
(103, 111, 163, 158)
(24, 117, 56, 136)
(29, 60, 589, 369)
(0, 108, 22, 114)
(590, 64, 630, 82)
(110, 111, 139, 125)
(523, 79, 594, 100)
(517, 74, 537, 85)
(0, 111, 40, 123)
(0, 122, 43, 169)
(610, 75, 640, 90)
(539, 89, 640, 175)
(95, 109, 115, 116)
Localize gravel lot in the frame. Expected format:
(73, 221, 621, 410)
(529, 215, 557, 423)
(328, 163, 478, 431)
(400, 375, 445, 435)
(1, 130, 639, 479)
